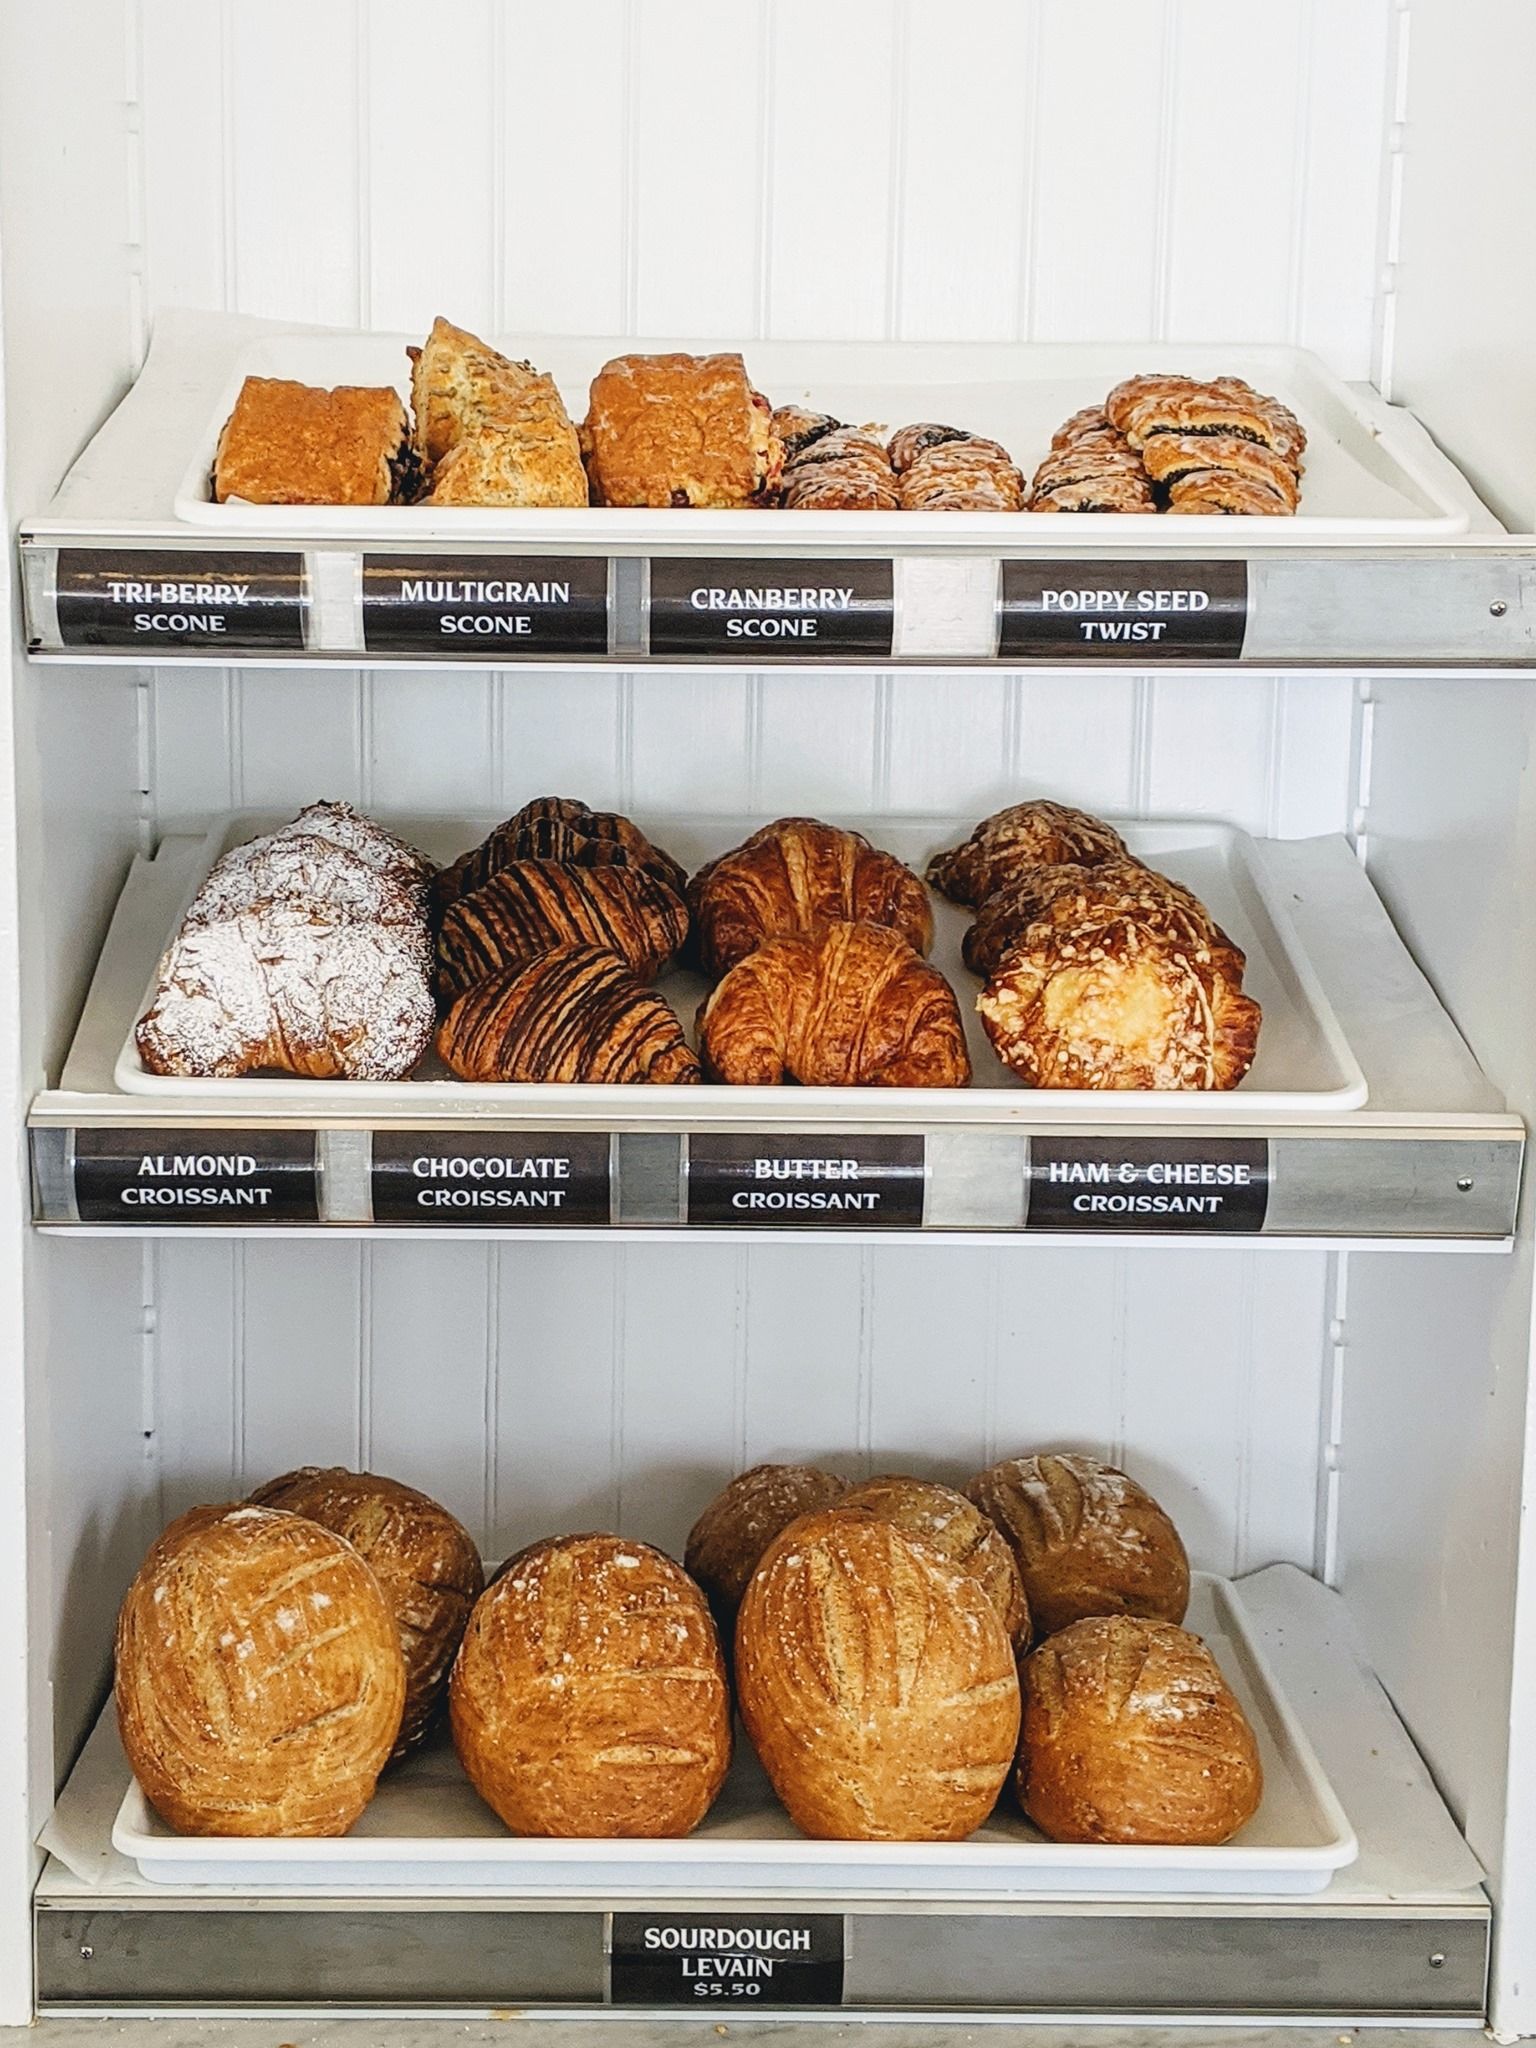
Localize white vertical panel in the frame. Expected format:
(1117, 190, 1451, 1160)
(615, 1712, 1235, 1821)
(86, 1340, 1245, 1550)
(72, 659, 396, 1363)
(365, 1242, 491, 1538)
(990, 1246, 1125, 1467)
(500, 0, 630, 336)
(236, 1242, 363, 1481)
(740, 1247, 867, 1469)
(1144, 674, 1278, 831)
(610, 1246, 743, 1555)
(1294, 0, 1392, 373)
(895, 1, 1033, 339)
(492, 1242, 622, 1561)
(863, 1246, 993, 1481)
(1270, 675, 1359, 838)
(226, 0, 361, 322)
(631, 676, 754, 814)
(885, 675, 1016, 815)
(368, 670, 498, 816)
(498, 672, 625, 811)
(1027, 2, 1166, 342)
(139, 0, 229, 313)
(362, 0, 496, 335)
(1163, 0, 1307, 341)
(234, 671, 363, 808)
(754, 673, 880, 812)
(1016, 672, 1143, 816)
(1238, 1252, 1330, 1574)
(149, 669, 237, 826)
(630, 1, 765, 337)
(153, 1240, 241, 1516)
(764, 0, 895, 338)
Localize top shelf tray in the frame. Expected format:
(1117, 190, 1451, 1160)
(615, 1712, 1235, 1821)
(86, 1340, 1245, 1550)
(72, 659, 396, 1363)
(19, 313, 1535, 669)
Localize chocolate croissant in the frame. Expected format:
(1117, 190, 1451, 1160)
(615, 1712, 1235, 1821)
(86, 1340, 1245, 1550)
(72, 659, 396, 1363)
(690, 817, 934, 978)
(433, 798, 687, 923)
(438, 946, 700, 1085)
(927, 801, 1129, 908)
(437, 859, 689, 997)
(700, 922, 971, 1088)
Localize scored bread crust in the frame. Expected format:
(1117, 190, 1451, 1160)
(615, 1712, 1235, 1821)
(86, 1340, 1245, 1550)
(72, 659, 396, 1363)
(248, 1468, 484, 1762)
(836, 1478, 1030, 1649)
(449, 1533, 731, 1837)
(966, 1452, 1190, 1637)
(584, 352, 778, 508)
(115, 1503, 405, 1836)
(685, 1463, 850, 1620)
(1018, 1614, 1263, 1845)
(689, 817, 934, 979)
(214, 376, 409, 506)
(736, 1509, 1020, 1841)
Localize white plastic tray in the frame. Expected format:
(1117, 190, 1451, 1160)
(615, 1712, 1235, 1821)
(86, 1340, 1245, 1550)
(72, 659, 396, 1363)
(114, 811, 1368, 1122)
(111, 1573, 1357, 1896)
(175, 336, 1468, 544)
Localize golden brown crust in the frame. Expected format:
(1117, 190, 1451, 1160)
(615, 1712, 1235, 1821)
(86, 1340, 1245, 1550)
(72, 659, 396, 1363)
(1018, 1615, 1262, 1845)
(450, 1534, 731, 1837)
(900, 439, 1025, 513)
(248, 1468, 483, 1761)
(700, 921, 971, 1089)
(836, 1478, 1030, 1649)
(977, 896, 1261, 1091)
(1050, 405, 1112, 448)
(781, 427, 899, 511)
(433, 799, 687, 924)
(1118, 381, 1306, 464)
(1139, 431, 1300, 509)
(927, 801, 1129, 908)
(965, 1452, 1190, 1637)
(409, 316, 542, 466)
(437, 945, 700, 1085)
(406, 319, 586, 507)
(691, 818, 934, 978)
(436, 860, 689, 997)
(773, 406, 841, 462)
(115, 1503, 405, 1836)
(887, 421, 971, 472)
(685, 1464, 850, 1619)
(1167, 471, 1293, 516)
(735, 1508, 1020, 1841)
(585, 352, 778, 508)
(213, 377, 409, 506)
(962, 858, 1236, 980)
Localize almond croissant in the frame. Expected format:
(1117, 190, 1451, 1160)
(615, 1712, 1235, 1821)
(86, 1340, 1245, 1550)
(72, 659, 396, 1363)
(689, 817, 934, 978)
(437, 859, 689, 997)
(699, 922, 971, 1088)
(438, 946, 699, 1085)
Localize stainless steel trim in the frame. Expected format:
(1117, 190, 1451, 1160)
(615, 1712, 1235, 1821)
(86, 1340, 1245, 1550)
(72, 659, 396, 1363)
(616, 1132, 685, 1224)
(320, 1128, 373, 1222)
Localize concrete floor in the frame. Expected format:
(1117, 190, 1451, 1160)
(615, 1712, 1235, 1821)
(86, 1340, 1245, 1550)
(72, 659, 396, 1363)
(0, 2026, 1493, 2048)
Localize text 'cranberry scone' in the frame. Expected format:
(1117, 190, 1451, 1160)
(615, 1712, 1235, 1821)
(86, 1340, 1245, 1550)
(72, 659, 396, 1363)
(136, 803, 436, 1081)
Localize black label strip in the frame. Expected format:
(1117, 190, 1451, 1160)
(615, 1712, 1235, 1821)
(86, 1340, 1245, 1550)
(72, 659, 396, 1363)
(1026, 1135, 1269, 1233)
(371, 1130, 611, 1224)
(73, 1128, 319, 1224)
(687, 1134, 925, 1227)
(648, 556, 894, 657)
(361, 554, 609, 655)
(610, 1912, 844, 2007)
(1000, 558, 1249, 660)
(55, 550, 306, 652)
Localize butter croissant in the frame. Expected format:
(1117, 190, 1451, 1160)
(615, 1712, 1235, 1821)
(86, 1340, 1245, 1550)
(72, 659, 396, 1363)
(700, 922, 970, 1088)
(690, 817, 934, 978)
(438, 946, 699, 1085)
(437, 859, 689, 997)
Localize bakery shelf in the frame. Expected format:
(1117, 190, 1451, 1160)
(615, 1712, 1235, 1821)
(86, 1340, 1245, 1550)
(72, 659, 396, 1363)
(28, 824, 1523, 1242)
(33, 1566, 1489, 2019)
(18, 311, 1534, 672)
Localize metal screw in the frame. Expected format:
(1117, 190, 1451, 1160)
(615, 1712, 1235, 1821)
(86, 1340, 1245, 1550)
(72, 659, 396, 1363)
(1491, 600, 1509, 618)
(79, 1945, 92, 1960)
(1457, 1177, 1475, 1192)
(1429, 1952, 1447, 1969)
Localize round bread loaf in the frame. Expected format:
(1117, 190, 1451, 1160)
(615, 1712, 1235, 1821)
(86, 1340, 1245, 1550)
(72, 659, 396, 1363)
(115, 1503, 405, 1836)
(249, 1467, 484, 1760)
(966, 1452, 1189, 1636)
(684, 1463, 849, 1620)
(1018, 1614, 1262, 1844)
(736, 1509, 1020, 1841)
(450, 1533, 730, 1837)
(837, 1476, 1030, 1649)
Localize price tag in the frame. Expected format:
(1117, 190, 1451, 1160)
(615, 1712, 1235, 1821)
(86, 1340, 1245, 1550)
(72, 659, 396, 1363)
(648, 557, 893, 657)
(361, 555, 608, 655)
(688, 1134, 925, 1227)
(55, 549, 306, 651)
(1000, 559, 1248, 660)
(371, 1131, 611, 1224)
(73, 1129, 319, 1224)
(1026, 1135, 1269, 1233)
(610, 1912, 844, 2007)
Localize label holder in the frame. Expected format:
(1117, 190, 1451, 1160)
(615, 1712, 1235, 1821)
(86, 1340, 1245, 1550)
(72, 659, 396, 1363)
(55, 548, 308, 653)
(360, 554, 610, 657)
(647, 557, 895, 658)
(608, 1911, 845, 2008)
(1000, 558, 1250, 661)
(369, 1130, 614, 1226)
(1025, 1134, 1270, 1233)
(686, 1133, 926, 1228)
(72, 1127, 320, 1224)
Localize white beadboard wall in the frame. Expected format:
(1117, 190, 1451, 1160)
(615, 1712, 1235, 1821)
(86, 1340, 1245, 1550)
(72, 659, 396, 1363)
(150, 1238, 1332, 1579)
(121, 0, 1388, 1589)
